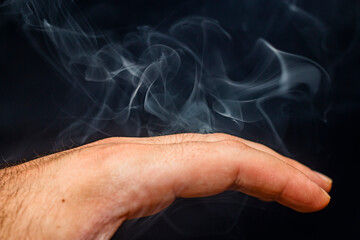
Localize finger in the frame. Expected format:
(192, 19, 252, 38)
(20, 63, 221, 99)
(158, 140, 331, 213)
(146, 133, 333, 193)
(111, 133, 332, 192)
(94, 133, 332, 192)
(238, 138, 332, 192)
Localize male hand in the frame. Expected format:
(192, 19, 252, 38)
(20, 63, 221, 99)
(0, 133, 332, 239)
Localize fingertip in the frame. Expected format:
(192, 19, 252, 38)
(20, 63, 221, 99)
(292, 182, 331, 213)
(317, 187, 331, 211)
(315, 171, 333, 185)
(313, 171, 333, 193)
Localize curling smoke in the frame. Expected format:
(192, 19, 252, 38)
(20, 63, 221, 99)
(1, 0, 330, 152)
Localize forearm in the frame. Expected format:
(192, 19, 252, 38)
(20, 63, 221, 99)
(0, 156, 87, 239)
(0, 149, 129, 240)
(0, 161, 41, 239)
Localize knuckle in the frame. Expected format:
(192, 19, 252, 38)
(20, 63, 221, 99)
(166, 133, 193, 144)
(178, 133, 196, 142)
(209, 133, 232, 141)
(107, 142, 141, 155)
(183, 133, 206, 142)
(92, 137, 119, 145)
(218, 139, 249, 152)
(166, 141, 206, 163)
(275, 176, 290, 201)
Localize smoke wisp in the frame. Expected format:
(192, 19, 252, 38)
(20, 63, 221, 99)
(1, 0, 329, 151)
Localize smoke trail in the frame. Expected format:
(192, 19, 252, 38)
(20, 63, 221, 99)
(1, 0, 330, 151)
(1, 0, 331, 238)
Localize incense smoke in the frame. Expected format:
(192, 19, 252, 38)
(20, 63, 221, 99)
(1, 0, 329, 150)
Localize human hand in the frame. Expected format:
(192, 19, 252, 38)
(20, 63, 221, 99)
(0, 133, 332, 239)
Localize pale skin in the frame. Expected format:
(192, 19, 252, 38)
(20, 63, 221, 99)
(0, 133, 332, 240)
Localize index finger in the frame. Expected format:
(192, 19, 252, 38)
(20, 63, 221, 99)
(156, 140, 331, 213)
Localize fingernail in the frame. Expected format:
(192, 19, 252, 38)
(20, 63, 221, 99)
(314, 171, 333, 184)
(321, 188, 331, 200)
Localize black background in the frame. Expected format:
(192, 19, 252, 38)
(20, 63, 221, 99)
(1, 0, 359, 239)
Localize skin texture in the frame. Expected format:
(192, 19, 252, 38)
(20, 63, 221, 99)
(0, 133, 332, 240)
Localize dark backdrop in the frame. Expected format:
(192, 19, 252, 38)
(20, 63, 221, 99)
(1, 0, 359, 239)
